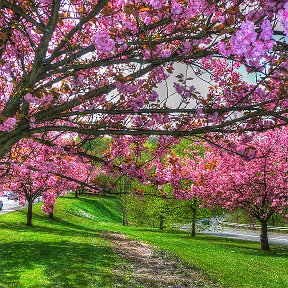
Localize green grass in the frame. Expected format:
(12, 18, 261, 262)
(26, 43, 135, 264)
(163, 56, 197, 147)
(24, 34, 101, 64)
(0, 195, 125, 288)
(0, 194, 287, 288)
(114, 227, 288, 288)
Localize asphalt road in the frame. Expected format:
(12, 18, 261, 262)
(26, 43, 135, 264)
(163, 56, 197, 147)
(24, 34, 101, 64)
(0, 196, 24, 215)
(202, 227, 288, 246)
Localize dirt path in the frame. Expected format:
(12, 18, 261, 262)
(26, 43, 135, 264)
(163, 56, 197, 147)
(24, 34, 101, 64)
(104, 232, 222, 288)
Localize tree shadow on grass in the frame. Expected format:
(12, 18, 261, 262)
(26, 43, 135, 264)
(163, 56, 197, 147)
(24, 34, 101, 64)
(0, 208, 115, 238)
(190, 234, 288, 255)
(0, 240, 126, 288)
(220, 242, 288, 257)
(0, 219, 108, 244)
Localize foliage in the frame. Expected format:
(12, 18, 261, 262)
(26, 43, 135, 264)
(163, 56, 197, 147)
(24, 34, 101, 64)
(124, 193, 219, 229)
(0, 0, 288, 162)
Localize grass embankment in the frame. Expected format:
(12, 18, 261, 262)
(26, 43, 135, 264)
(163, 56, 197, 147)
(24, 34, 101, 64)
(0, 195, 287, 288)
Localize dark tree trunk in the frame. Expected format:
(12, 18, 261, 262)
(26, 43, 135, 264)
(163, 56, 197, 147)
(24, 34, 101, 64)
(26, 199, 33, 226)
(121, 178, 129, 226)
(260, 220, 270, 251)
(49, 212, 54, 219)
(191, 199, 197, 238)
(191, 208, 196, 238)
(160, 215, 164, 230)
(122, 203, 128, 226)
(78, 186, 84, 196)
(75, 188, 79, 198)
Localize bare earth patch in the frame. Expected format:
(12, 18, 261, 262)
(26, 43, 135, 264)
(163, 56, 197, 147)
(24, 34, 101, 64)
(104, 231, 222, 288)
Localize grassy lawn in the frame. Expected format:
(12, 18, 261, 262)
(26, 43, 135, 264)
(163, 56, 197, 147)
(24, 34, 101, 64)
(0, 196, 125, 288)
(0, 194, 287, 288)
(115, 227, 288, 288)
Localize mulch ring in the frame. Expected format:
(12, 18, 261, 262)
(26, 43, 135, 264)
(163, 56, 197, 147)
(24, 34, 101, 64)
(104, 231, 222, 288)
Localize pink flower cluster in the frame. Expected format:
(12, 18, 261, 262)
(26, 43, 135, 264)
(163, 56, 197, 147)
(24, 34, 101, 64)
(174, 83, 195, 104)
(42, 190, 57, 215)
(24, 93, 53, 105)
(218, 20, 274, 66)
(130, 95, 146, 111)
(192, 128, 288, 222)
(38, 0, 52, 5)
(149, 0, 166, 9)
(92, 31, 115, 53)
(171, 0, 182, 15)
(116, 81, 139, 95)
(278, 2, 288, 36)
(0, 117, 17, 132)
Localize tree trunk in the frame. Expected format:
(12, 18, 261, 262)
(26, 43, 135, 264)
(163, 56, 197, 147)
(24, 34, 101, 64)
(78, 186, 83, 196)
(160, 215, 164, 230)
(75, 188, 79, 198)
(122, 202, 128, 226)
(121, 178, 129, 226)
(260, 220, 270, 251)
(49, 212, 54, 219)
(26, 199, 33, 226)
(191, 199, 197, 238)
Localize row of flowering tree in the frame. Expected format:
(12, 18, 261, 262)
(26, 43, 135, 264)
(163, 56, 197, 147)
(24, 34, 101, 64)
(92, 135, 214, 237)
(0, 122, 286, 251)
(0, 0, 287, 235)
(93, 128, 287, 250)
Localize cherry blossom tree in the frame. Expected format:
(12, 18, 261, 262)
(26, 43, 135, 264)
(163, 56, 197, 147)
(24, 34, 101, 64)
(0, 0, 288, 163)
(0, 139, 98, 225)
(192, 128, 288, 250)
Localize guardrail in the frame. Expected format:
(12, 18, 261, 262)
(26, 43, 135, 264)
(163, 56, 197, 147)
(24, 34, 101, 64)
(219, 221, 288, 231)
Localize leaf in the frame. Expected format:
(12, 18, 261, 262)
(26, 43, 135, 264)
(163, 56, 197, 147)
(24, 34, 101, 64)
(0, 32, 7, 41)
(166, 66, 174, 73)
(125, 75, 135, 81)
(139, 7, 150, 12)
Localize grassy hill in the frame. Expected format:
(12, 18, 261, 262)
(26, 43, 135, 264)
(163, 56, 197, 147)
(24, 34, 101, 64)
(0, 194, 287, 288)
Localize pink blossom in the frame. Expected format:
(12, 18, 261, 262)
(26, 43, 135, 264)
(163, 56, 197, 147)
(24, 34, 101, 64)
(92, 31, 115, 53)
(171, 1, 183, 15)
(0, 117, 17, 131)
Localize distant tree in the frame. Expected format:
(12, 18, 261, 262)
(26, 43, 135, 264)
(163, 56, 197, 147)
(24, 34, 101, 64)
(101, 136, 219, 235)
